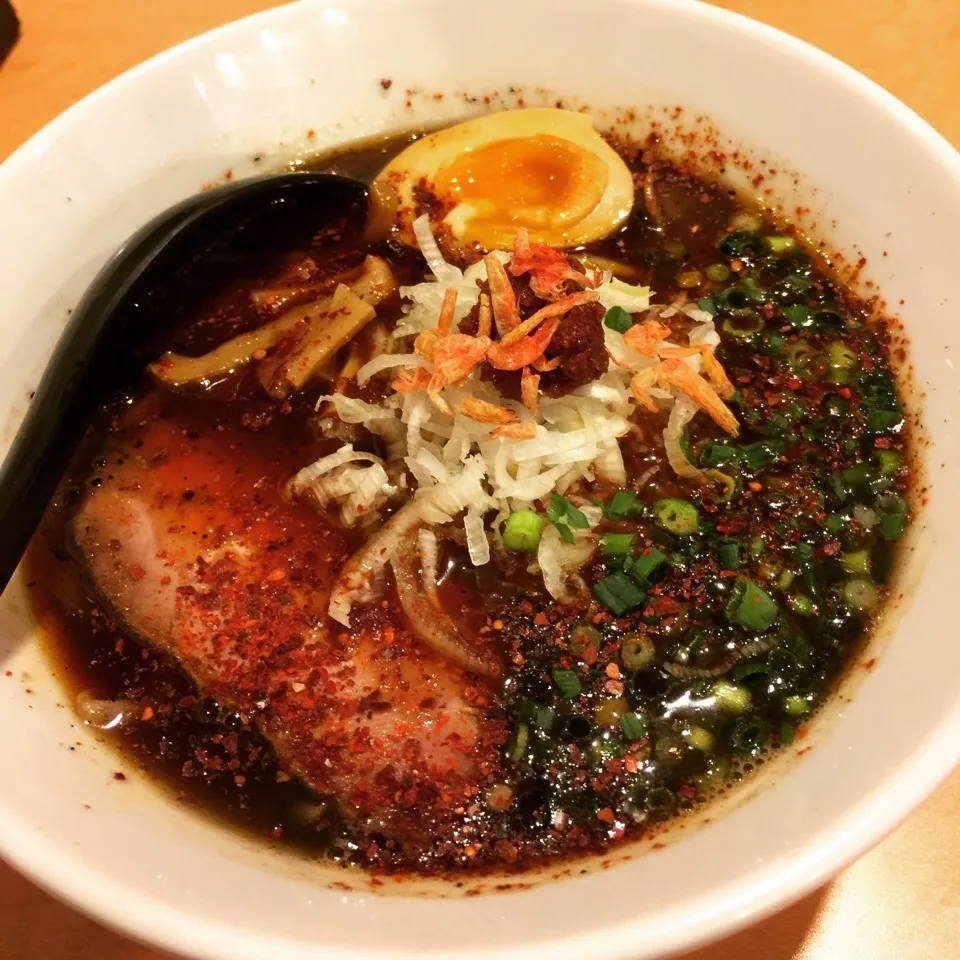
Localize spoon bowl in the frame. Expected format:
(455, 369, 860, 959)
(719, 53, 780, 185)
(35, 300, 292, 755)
(0, 170, 368, 592)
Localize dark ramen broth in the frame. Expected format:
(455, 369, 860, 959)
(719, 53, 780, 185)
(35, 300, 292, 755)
(27, 126, 913, 878)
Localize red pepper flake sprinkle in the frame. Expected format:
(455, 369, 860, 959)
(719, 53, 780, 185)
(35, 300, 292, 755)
(128, 565, 146, 581)
(596, 807, 615, 823)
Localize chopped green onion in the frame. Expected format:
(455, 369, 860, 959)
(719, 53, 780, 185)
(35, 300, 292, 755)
(569, 624, 601, 653)
(830, 471, 850, 502)
(506, 722, 529, 763)
(867, 409, 904, 434)
(701, 442, 739, 466)
(619, 711, 649, 741)
(551, 668, 582, 700)
(866, 409, 904, 433)
(663, 239, 686, 258)
(766, 235, 796, 253)
(717, 230, 763, 259)
(677, 269, 703, 289)
(717, 541, 740, 571)
(732, 661, 770, 682)
(789, 594, 815, 616)
(780, 721, 796, 745)
(695, 756, 731, 791)
(815, 308, 846, 332)
(827, 341, 857, 371)
(603, 305, 633, 334)
(740, 439, 786, 472)
(782, 305, 814, 329)
(739, 277, 768, 304)
(683, 725, 714, 752)
(546, 494, 590, 544)
(785, 341, 826, 381)
(712, 680, 752, 714)
(705, 469, 737, 503)
(653, 498, 699, 535)
(748, 536, 766, 558)
(698, 296, 718, 316)
(874, 450, 902, 477)
(705, 263, 730, 283)
(841, 549, 871, 576)
(644, 786, 677, 813)
(784, 695, 810, 716)
(766, 332, 786, 356)
(603, 490, 639, 521)
(842, 578, 879, 612)
(592, 572, 646, 616)
(876, 493, 908, 541)
(730, 716, 770, 754)
(841, 463, 870, 488)
(533, 705, 556, 731)
(776, 569, 795, 592)
(620, 633, 656, 669)
(722, 308, 765, 338)
(591, 733, 623, 761)
(757, 559, 781, 583)
(732, 579, 779, 632)
(502, 510, 544, 552)
(600, 532, 635, 557)
(823, 514, 846, 535)
(633, 546, 666, 583)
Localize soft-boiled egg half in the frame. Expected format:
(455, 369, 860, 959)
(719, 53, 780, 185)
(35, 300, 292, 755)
(373, 108, 635, 250)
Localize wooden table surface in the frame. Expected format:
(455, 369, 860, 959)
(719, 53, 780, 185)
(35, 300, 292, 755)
(2, 1, 959, 957)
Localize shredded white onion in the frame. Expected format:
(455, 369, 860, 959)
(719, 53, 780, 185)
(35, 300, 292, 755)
(391, 535, 499, 676)
(464, 510, 490, 566)
(536, 504, 602, 602)
(289, 444, 379, 485)
(288, 445, 398, 528)
(663, 395, 706, 482)
(355, 353, 428, 386)
(315, 393, 397, 424)
(418, 527, 439, 591)
(596, 277, 653, 313)
(593, 441, 627, 485)
(412, 214, 462, 285)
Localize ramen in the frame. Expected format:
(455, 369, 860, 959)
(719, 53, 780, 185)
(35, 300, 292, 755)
(29, 109, 912, 877)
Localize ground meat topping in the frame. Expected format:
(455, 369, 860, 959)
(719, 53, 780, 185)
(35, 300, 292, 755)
(540, 300, 608, 395)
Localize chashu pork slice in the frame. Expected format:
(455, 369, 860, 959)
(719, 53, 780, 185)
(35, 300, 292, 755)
(71, 403, 491, 826)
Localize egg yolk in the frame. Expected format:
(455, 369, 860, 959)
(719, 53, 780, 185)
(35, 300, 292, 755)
(432, 135, 609, 248)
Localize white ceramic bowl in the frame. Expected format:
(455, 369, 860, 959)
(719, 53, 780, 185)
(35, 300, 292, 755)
(2, 1, 960, 958)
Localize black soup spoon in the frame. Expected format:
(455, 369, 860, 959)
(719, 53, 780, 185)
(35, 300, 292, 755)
(0, 171, 369, 593)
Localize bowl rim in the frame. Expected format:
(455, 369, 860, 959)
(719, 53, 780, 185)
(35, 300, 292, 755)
(3, 1, 960, 958)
